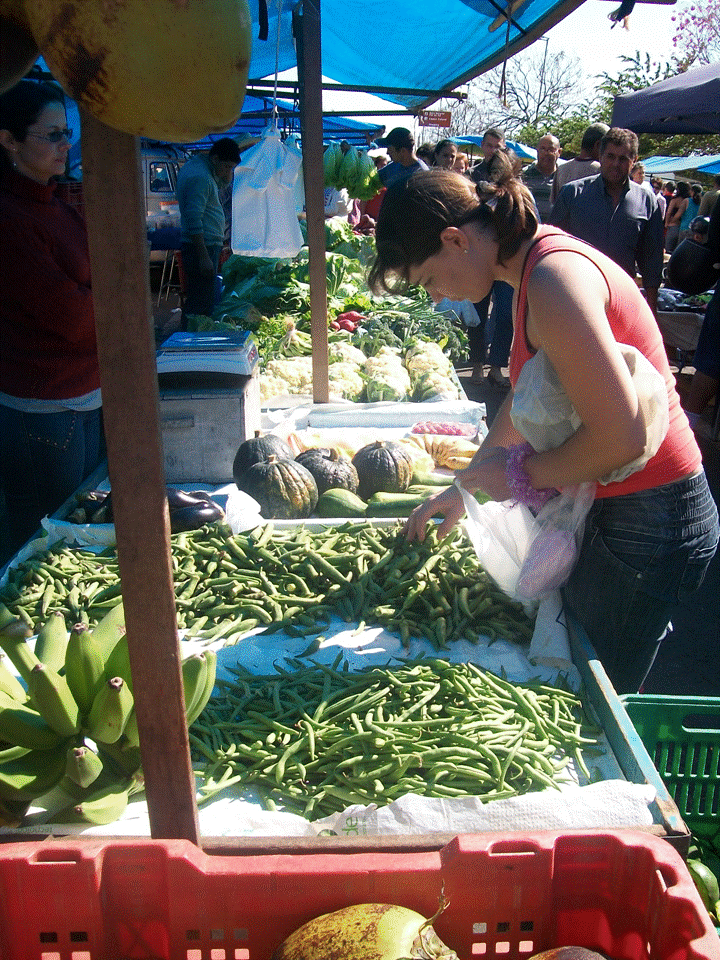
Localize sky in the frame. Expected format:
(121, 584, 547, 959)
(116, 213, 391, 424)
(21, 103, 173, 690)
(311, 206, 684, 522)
(316, 0, 682, 135)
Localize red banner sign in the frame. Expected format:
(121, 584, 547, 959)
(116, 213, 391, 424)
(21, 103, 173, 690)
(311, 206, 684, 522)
(418, 110, 452, 128)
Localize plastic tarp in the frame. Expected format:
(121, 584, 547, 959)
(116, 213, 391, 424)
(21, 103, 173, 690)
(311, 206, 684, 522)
(246, 0, 587, 110)
(639, 154, 720, 175)
(611, 62, 720, 135)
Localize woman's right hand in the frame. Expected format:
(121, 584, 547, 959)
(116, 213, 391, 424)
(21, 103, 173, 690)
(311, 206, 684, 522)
(403, 484, 465, 543)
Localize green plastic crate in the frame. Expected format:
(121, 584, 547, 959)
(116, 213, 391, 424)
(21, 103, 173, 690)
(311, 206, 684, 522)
(620, 693, 720, 929)
(620, 695, 720, 843)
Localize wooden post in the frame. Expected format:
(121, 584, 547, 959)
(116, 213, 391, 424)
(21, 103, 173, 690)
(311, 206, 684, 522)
(295, 0, 330, 403)
(80, 111, 200, 843)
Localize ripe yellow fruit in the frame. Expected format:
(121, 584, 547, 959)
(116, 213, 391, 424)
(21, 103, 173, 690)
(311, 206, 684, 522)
(0, 1, 39, 96)
(23, 0, 251, 141)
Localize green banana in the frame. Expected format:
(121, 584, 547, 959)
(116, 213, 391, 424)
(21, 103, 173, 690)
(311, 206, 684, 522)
(0, 654, 27, 702)
(90, 602, 126, 662)
(0, 743, 67, 802)
(122, 707, 140, 748)
(0, 603, 22, 632)
(64, 624, 105, 716)
(0, 743, 32, 764)
(0, 624, 38, 685)
(687, 858, 720, 914)
(87, 677, 134, 744)
(186, 649, 217, 726)
(60, 780, 131, 825)
(101, 632, 133, 692)
(27, 663, 81, 738)
(64, 744, 104, 789)
(33, 611, 68, 673)
(0, 691, 65, 750)
(181, 653, 208, 721)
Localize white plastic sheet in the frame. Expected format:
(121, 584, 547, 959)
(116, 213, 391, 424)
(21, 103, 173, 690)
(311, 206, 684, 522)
(231, 125, 304, 259)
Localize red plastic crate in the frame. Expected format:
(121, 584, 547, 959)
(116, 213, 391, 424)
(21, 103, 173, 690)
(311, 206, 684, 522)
(0, 830, 718, 960)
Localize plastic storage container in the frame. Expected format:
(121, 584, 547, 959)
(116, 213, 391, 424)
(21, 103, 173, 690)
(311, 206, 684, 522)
(620, 696, 720, 851)
(0, 830, 718, 959)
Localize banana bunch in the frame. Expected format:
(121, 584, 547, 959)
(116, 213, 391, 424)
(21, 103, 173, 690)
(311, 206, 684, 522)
(0, 602, 216, 829)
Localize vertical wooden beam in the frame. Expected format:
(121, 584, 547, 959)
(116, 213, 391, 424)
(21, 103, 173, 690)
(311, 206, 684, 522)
(295, 0, 329, 403)
(80, 111, 200, 844)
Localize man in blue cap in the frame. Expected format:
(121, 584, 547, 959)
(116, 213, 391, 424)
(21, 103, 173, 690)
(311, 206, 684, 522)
(375, 127, 428, 189)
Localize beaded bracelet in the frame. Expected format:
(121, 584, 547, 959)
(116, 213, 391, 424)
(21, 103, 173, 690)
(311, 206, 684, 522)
(506, 442, 558, 513)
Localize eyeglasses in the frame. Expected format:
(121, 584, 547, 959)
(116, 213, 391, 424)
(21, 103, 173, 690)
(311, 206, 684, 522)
(26, 128, 73, 144)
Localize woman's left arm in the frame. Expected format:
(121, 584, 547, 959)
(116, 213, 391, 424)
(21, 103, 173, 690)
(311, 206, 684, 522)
(522, 252, 648, 491)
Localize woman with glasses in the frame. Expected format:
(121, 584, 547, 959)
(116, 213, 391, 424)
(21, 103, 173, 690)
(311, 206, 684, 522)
(368, 160, 719, 694)
(0, 79, 103, 560)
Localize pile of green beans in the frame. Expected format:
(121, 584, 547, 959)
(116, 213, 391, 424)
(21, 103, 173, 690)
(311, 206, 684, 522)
(0, 522, 534, 650)
(191, 657, 602, 818)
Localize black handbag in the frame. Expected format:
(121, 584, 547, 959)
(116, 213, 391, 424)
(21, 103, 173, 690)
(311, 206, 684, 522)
(666, 237, 720, 296)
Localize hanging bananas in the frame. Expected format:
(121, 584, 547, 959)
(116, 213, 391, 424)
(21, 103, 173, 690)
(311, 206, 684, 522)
(0, 605, 217, 827)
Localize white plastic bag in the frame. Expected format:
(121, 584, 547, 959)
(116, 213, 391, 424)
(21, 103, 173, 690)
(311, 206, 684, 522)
(231, 125, 304, 259)
(511, 344, 669, 484)
(515, 481, 596, 601)
(456, 480, 537, 608)
(456, 478, 595, 606)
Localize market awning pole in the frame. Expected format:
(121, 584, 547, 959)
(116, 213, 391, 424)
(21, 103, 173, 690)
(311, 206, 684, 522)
(295, 0, 330, 403)
(80, 111, 200, 844)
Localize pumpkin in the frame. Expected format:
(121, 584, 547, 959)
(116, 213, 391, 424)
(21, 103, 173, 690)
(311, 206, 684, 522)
(235, 456, 318, 520)
(295, 448, 359, 496)
(352, 440, 414, 501)
(233, 431, 294, 485)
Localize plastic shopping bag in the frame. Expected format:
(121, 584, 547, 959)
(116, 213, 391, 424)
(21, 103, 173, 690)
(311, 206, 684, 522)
(515, 481, 596, 601)
(231, 124, 304, 259)
(456, 478, 595, 607)
(511, 344, 669, 484)
(456, 480, 537, 609)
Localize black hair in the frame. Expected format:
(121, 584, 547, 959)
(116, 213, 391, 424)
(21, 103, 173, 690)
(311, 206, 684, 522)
(580, 123, 609, 152)
(209, 137, 241, 163)
(0, 79, 65, 142)
(368, 155, 538, 295)
(433, 139, 457, 161)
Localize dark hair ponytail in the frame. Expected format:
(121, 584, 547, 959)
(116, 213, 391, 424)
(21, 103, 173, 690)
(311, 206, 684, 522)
(368, 162, 537, 294)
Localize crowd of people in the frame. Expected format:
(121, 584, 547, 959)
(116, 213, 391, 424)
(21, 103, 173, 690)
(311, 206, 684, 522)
(360, 124, 719, 434)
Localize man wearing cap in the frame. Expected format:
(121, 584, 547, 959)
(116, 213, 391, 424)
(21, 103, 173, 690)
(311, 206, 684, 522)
(375, 127, 429, 189)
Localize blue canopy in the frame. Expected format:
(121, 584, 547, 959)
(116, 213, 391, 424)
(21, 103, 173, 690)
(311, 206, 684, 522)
(246, 0, 586, 109)
(611, 62, 720, 135)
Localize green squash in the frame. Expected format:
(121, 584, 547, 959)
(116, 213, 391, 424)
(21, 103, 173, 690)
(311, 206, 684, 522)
(296, 447, 359, 496)
(233, 431, 294, 485)
(352, 440, 414, 501)
(236, 455, 318, 520)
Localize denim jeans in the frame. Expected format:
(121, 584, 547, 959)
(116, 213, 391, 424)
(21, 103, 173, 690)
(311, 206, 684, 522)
(470, 281, 514, 367)
(562, 470, 719, 694)
(0, 404, 104, 557)
(181, 242, 222, 320)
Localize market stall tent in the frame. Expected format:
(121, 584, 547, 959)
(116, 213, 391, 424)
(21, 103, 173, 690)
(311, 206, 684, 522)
(611, 62, 720, 135)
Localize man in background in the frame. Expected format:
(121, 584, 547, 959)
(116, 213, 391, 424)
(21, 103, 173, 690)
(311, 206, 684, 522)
(551, 122, 608, 204)
(698, 174, 720, 218)
(549, 127, 664, 319)
(374, 127, 428, 189)
(176, 137, 240, 323)
(470, 127, 505, 184)
(522, 133, 561, 221)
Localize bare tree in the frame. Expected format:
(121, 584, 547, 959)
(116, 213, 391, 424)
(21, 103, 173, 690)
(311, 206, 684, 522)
(436, 47, 584, 139)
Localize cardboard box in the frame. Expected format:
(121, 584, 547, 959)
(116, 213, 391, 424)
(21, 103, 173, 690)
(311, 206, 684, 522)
(158, 370, 261, 482)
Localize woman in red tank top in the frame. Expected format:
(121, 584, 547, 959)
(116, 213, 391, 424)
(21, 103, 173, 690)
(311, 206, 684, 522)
(367, 161, 718, 693)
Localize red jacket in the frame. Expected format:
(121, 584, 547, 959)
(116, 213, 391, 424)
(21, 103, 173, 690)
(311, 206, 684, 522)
(0, 167, 100, 401)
